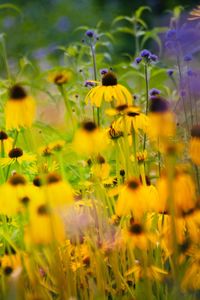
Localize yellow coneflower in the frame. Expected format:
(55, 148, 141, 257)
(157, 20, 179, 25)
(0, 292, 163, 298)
(90, 155, 110, 181)
(0, 254, 21, 277)
(108, 105, 149, 134)
(116, 178, 151, 220)
(147, 96, 176, 142)
(25, 203, 65, 245)
(43, 172, 74, 208)
(0, 173, 31, 215)
(0, 131, 13, 156)
(126, 261, 167, 282)
(85, 71, 133, 107)
(123, 219, 153, 250)
(48, 69, 72, 85)
(156, 169, 196, 215)
(0, 147, 36, 167)
(189, 125, 200, 165)
(73, 121, 108, 156)
(5, 85, 35, 131)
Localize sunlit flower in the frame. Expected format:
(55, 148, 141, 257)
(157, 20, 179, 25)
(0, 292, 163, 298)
(5, 85, 35, 130)
(85, 71, 133, 107)
(0, 147, 36, 167)
(116, 178, 155, 220)
(73, 121, 108, 156)
(189, 125, 200, 165)
(48, 69, 72, 85)
(156, 170, 196, 215)
(147, 96, 176, 142)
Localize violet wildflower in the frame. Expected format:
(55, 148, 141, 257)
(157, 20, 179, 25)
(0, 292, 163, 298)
(149, 88, 161, 97)
(84, 80, 95, 87)
(184, 54, 192, 62)
(140, 49, 151, 58)
(85, 29, 94, 38)
(100, 69, 108, 75)
(167, 69, 174, 77)
(149, 54, 158, 62)
(135, 57, 142, 64)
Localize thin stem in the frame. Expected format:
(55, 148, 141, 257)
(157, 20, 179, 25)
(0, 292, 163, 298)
(0, 36, 11, 82)
(143, 63, 149, 150)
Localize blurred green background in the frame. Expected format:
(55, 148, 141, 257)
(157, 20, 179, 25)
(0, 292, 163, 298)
(0, 0, 198, 65)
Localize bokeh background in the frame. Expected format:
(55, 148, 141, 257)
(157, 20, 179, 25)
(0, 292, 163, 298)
(0, 0, 199, 66)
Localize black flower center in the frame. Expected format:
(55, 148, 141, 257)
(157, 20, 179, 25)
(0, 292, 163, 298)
(33, 176, 42, 187)
(127, 179, 140, 190)
(0, 131, 8, 140)
(9, 174, 26, 186)
(82, 121, 97, 132)
(4, 266, 13, 276)
(46, 173, 61, 184)
(149, 96, 169, 113)
(9, 85, 27, 100)
(129, 223, 143, 235)
(37, 204, 49, 215)
(21, 196, 30, 205)
(9, 148, 23, 159)
(102, 72, 117, 86)
(127, 112, 140, 117)
(191, 125, 200, 138)
(116, 104, 128, 112)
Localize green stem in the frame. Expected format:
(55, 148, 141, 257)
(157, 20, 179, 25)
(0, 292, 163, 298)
(0, 35, 11, 82)
(143, 63, 149, 151)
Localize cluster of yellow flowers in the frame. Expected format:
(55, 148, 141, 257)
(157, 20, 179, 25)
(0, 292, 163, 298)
(0, 69, 200, 299)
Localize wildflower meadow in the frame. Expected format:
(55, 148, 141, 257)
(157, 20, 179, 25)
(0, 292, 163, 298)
(0, 2, 200, 300)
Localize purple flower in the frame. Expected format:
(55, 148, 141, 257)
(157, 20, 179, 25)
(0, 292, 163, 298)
(150, 54, 158, 62)
(184, 54, 192, 62)
(140, 49, 151, 58)
(84, 80, 95, 87)
(85, 30, 94, 38)
(100, 68, 108, 75)
(149, 88, 161, 96)
(187, 69, 193, 76)
(135, 57, 142, 64)
(166, 29, 177, 40)
(167, 69, 174, 77)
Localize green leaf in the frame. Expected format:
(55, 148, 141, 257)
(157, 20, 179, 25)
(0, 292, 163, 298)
(115, 27, 134, 36)
(135, 6, 151, 18)
(112, 15, 133, 26)
(0, 3, 22, 14)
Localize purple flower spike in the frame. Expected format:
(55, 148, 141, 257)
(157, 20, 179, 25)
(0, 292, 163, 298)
(140, 49, 151, 58)
(85, 30, 94, 38)
(150, 54, 158, 62)
(184, 54, 192, 62)
(167, 69, 174, 77)
(100, 68, 108, 75)
(135, 57, 142, 64)
(149, 88, 161, 96)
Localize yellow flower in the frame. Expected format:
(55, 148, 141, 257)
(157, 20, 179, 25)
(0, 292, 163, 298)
(156, 170, 196, 215)
(116, 178, 151, 220)
(25, 203, 65, 246)
(0, 254, 21, 277)
(5, 85, 35, 130)
(90, 155, 110, 181)
(147, 96, 176, 142)
(0, 131, 13, 154)
(108, 105, 149, 134)
(123, 219, 153, 250)
(189, 125, 200, 165)
(48, 69, 72, 85)
(0, 174, 31, 215)
(0, 147, 36, 167)
(85, 71, 133, 107)
(43, 172, 74, 208)
(73, 121, 108, 156)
